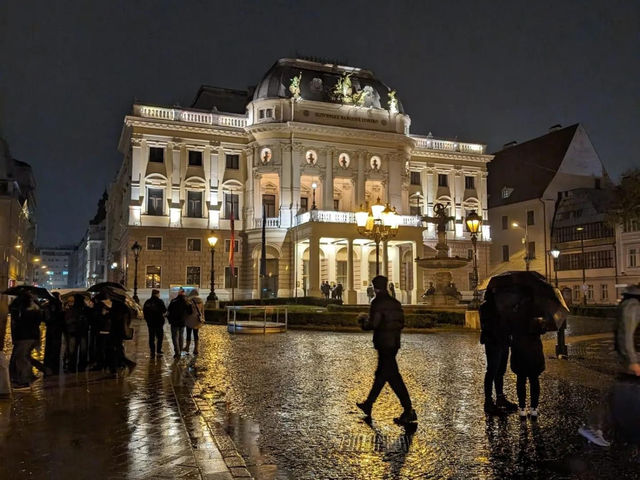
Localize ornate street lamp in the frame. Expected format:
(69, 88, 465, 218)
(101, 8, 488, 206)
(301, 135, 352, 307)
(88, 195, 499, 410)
(311, 182, 318, 210)
(131, 241, 142, 303)
(512, 221, 530, 271)
(356, 198, 399, 277)
(465, 210, 482, 309)
(207, 233, 218, 304)
(549, 247, 567, 358)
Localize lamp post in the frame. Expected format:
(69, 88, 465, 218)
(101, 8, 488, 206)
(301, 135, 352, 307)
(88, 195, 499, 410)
(356, 198, 399, 277)
(512, 221, 530, 271)
(550, 247, 567, 358)
(207, 233, 218, 306)
(465, 210, 482, 309)
(311, 182, 318, 210)
(131, 241, 142, 304)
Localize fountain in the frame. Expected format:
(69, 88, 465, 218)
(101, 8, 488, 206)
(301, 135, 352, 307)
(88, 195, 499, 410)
(415, 203, 469, 306)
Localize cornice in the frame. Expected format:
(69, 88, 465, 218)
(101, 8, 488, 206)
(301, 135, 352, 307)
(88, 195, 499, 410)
(124, 116, 249, 139)
(410, 150, 494, 163)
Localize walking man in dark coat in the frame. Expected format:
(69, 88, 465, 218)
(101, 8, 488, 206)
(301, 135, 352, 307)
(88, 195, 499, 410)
(357, 275, 416, 425)
(143, 289, 166, 358)
(167, 288, 189, 359)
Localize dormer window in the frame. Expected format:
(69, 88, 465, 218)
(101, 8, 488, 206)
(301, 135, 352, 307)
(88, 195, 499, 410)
(258, 108, 274, 120)
(501, 186, 514, 199)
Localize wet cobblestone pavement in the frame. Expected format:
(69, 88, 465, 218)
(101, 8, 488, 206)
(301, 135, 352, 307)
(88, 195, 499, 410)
(189, 317, 640, 480)
(0, 321, 246, 480)
(1, 316, 638, 479)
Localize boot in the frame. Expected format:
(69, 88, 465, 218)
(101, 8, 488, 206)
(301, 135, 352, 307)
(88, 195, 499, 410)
(183, 339, 190, 353)
(356, 402, 372, 417)
(484, 399, 503, 415)
(193, 339, 199, 355)
(393, 409, 417, 425)
(496, 394, 519, 412)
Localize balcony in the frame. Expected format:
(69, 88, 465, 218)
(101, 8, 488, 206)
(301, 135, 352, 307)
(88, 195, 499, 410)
(411, 135, 486, 154)
(293, 210, 422, 227)
(253, 217, 281, 229)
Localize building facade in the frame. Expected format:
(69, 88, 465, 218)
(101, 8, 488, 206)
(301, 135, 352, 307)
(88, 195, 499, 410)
(617, 219, 640, 291)
(487, 124, 609, 283)
(551, 188, 617, 304)
(69, 193, 107, 288)
(107, 58, 492, 303)
(38, 247, 73, 290)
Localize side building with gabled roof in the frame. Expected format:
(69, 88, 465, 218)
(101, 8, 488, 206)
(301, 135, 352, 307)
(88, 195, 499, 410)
(487, 124, 610, 284)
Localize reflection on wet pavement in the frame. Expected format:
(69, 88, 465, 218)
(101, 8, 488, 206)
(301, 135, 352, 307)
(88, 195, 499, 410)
(193, 318, 640, 479)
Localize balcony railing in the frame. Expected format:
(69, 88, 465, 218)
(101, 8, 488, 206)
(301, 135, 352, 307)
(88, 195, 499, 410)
(293, 210, 422, 227)
(253, 217, 280, 229)
(411, 135, 486, 154)
(135, 105, 247, 128)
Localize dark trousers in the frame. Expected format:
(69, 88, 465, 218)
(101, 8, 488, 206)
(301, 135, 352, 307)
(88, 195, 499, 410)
(171, 325, 184, 355)
(147, 321, 164, 353)
(516, 374, 540, 409)
(186, 327, 199, 343)
(484, 343, 509, 402)
(9, 339, 38, 386)
(44, 325, 63, 375)
(65, 334, 88, 372)
(365, 348, 412, 412)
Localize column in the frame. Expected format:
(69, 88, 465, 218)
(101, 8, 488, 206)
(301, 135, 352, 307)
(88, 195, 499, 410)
(391, 245, 401, 295)
(280, 144, 293, 227)
(170, 143, 182, 226)
(130, 138, 144, 202)
(309, 235, 321, 297)
(244, 149, 254, 226)
(253, 172, 262, 225)
(292, 148, 301, 214)
(216, 146, 225, 204)
(388, 153, 403, 211)
(347, 239, 357, 304)
(413, 241, 422, 304)
(324, 149, 334, 210)
(360, 245, 370, 286)
(357, 151, 365, 207)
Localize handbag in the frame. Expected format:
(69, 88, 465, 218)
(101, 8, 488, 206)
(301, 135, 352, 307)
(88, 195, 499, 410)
(185, 299, 205, 329)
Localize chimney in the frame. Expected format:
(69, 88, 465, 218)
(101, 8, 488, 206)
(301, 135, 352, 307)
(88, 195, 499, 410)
(549, 124, 562, 132)
(503, 141, 518, 149)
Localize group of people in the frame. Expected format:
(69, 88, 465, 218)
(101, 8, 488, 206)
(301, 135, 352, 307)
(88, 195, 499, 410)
(143, 288, 204, 359)
(8, 289, 136, 390)
(367, 281, 396, 302)
(321, 281, 343, 301)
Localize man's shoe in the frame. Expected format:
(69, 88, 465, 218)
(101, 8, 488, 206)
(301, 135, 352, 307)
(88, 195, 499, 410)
(496, 395, 519, 412)
(393, 409, 417, 425)
(578, 426, 610, 447)
(529, 408, 539, 419)
(356, 402, 372, 417)
(519, 408, 528, 419)
(484, 400, 503, 415)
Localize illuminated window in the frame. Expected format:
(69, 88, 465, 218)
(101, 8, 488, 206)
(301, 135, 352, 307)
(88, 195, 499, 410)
(186, 266, 200, 286)
(145, 266, 161, 288)
(187, 191, 203, 218)
(147, 188, 164, 216)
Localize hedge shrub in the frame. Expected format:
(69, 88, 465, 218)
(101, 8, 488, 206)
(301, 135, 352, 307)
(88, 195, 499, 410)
(219, 297, 342, 308)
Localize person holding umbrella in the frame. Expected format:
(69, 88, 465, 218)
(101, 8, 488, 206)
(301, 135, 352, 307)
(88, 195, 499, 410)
(509, 287, 547, 419)
(8, 292, 43, 389)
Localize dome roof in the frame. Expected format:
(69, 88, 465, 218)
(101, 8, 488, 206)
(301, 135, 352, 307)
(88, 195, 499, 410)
(252, 58, 404, 113)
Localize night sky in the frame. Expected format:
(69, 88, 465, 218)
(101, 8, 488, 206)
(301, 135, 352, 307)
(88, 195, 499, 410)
(2, 0, 638, 246)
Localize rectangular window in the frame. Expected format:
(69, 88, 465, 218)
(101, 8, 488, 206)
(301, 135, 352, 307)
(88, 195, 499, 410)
(438, 174, 448, 187)
(527, 210, 535, 226)
(336, 261, 347, 286)
(186, 266, 200, 286)
(187, 191, 203, 218)
(145, 266, 161, 288)
(259, 109, 265, 119)
(225, 154, 240, 170)
(333, 199, 339, 210)
(147, 188, 164, 216)
(187, 238, 201, 252)
(410, 171, 421, 185)
(630, 248, 638, 268)
(265, 108, 273, 118)
(188, 150, 203, 166)
(262, 194, 276, 218)
(527, 241, 536, 260)
(464, 176, 475, 190)
(149, 147, 164, 163)
(225, 266, 238, 288)
(601, 284, 609, 301)
(573, 285, 580, 301)
(587, 285, 594, 301)
(224, 193, 239, 219)
(502, 215, 508, 230)
(502, 245, 509, 262)
(300, 197, 308, 212)
(225, 239, 239, 253)
(147, 237, 162, 250)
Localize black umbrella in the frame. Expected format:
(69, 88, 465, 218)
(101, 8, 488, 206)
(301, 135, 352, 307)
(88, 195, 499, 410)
(87, 282, 127, 293)
(486, 271, 569, 331)
(2, 285, 54, 301)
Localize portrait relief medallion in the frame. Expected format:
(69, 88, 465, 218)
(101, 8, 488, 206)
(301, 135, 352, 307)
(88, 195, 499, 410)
(338, 153, 350, 169)
(260, 147, 272, 164)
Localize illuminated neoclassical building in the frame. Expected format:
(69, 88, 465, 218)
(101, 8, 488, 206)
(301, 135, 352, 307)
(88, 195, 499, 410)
(107, 58, 492, 303)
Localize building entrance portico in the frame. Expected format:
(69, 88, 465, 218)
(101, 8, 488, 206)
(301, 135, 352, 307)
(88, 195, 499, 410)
(295, 233, 420, 304)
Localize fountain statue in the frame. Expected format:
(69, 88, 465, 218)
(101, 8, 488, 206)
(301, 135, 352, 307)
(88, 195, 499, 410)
(415, 203, 469, 306)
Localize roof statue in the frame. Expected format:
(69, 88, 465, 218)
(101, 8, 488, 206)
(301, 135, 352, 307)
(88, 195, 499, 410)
(288, 72, 302, 101)
(388, 90, 398, 113)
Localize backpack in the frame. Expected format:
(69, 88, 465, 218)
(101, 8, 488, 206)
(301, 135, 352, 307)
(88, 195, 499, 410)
(185, 298, 204, 329)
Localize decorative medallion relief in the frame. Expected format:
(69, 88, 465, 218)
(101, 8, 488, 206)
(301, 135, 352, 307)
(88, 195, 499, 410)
(338, 153, 351, 169)
(260, 148, 272, 164)
(370, 155, 382, 171)
(305, 150, 318, 166)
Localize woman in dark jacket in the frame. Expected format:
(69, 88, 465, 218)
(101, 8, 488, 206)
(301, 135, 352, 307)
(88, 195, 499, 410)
(510, 290, 546, 419)
(43, 292, 64, 375)
(63, 294, 90, 372)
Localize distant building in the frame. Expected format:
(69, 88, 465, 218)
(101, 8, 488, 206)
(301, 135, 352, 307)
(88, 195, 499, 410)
(107, 57, 492, 303)
(69, 193, 107, 288)
(551, 188, 617, 304)
(617, 218, 640, 290)
(488, 124, 609, 282)
(39, 247, 73, 290)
